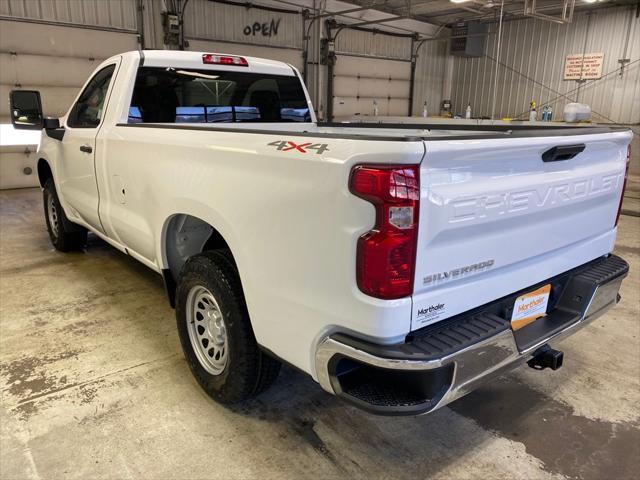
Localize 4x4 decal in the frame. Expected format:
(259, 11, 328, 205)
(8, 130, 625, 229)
(268, 140, 329, 154)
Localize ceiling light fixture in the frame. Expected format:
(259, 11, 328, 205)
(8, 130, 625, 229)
(450, 0, 472, 3)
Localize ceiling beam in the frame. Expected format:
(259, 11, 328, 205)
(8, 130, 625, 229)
(308, 1, 391, 20)
(345, 13, 414, 28)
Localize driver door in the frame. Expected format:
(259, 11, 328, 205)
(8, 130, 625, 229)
(58, 63, 117, 233)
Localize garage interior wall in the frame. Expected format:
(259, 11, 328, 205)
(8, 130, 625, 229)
(332, 28, 412, 119)
(182, 0, 304, 70)
(0, 0, 140, 189)
(412, 39, 449, 117)
(0, 7, 139, 121)
(451, 5, 640, 123)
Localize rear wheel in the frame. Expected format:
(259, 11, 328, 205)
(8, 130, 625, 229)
(176, 250, 281, 404)
(43, 178, 87, 252)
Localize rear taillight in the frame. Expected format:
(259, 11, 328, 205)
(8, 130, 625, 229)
(615, 145, 630, 227)
(350, 165, 420, 299)
(202, 54, 248, 66)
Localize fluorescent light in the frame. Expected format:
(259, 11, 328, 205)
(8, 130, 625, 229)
(583, 0, 598, 3)
(450, 0, 472, 3)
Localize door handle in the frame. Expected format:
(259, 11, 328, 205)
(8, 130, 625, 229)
(542, 144, 585, 162)
(79, 144, 93, 154)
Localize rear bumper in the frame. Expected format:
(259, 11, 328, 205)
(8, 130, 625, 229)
(315, 254, 629, 416)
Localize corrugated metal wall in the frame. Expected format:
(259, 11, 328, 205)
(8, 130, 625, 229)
(184, 0, 302, 49)
(181, 0, 304, 70)
(0, 0, 137, 31)
(451, 6, 640, 123)
(412, 39, 448, 115)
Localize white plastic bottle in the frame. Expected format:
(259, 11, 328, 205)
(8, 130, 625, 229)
(529, 101, 537, 122)
(465, 103, 471, 119)
(422, 101, 428, 118)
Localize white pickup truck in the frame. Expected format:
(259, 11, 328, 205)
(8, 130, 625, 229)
(10, 50, 631, 415)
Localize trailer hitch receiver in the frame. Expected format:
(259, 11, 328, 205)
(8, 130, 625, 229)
(527, 345, 564, 371)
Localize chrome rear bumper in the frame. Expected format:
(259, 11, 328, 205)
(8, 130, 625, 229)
(315, 255, 628, 416)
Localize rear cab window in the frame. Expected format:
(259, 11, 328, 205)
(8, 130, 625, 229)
(128, 67, 310, 124)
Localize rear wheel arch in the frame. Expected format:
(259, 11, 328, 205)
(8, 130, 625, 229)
(161, 214, 240, 306)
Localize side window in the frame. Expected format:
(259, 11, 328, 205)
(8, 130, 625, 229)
(67, 65, 116, 128)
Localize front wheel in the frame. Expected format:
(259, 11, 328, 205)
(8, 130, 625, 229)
(43, 178, 87, 252)
(176, 250, 281, 404)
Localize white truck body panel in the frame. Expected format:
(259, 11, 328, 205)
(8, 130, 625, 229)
(412, 132, 630, 329)
(33, 50, 632, 386)
(94, 124, 423, 373)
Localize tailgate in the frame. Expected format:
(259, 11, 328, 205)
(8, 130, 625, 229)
(411, 130, 631, 330)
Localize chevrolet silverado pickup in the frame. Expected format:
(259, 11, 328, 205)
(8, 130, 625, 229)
(10, 50, 631, 415)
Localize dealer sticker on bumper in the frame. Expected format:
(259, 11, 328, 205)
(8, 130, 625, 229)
(511, 284, 551, 331)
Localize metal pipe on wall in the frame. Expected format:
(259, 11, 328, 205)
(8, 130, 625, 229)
(316, 0, 323, 117)
(0, 15, 138, 34)
(136, 0, 145, 49)
(409, 36, 416, 116)
(326, 19, 335, 122)
(575, 11, 592, 102)
(302, 11, 309, 84)
(179, 0, 191, 51)
(490, 0, 505, 120)
(618, 6, 634, 77)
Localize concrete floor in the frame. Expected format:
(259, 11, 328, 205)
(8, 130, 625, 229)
(1, 178, 639, 479)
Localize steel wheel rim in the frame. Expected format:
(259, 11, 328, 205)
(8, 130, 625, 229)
(186, 285, 229, 375)
(47, 193, 59, 238)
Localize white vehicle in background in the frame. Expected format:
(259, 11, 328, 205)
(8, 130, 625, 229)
(10, 50, 631, 415)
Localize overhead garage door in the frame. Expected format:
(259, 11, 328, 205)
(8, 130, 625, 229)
(332, 28, 412, 120)
(0, 20, 139, 123)
(332, 56, 412, 119)
(0, 2, 138, 189)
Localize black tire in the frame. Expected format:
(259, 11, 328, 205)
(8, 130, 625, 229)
(43, 178, 87, 252)
(176, 250, 281, 404)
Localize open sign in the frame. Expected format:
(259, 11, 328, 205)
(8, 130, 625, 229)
(243, 19, 281, 37)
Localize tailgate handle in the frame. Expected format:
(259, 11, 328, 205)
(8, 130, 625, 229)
(542, 144, 585, 162)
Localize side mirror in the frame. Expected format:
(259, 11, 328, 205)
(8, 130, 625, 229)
(10, 90, 44, 130)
